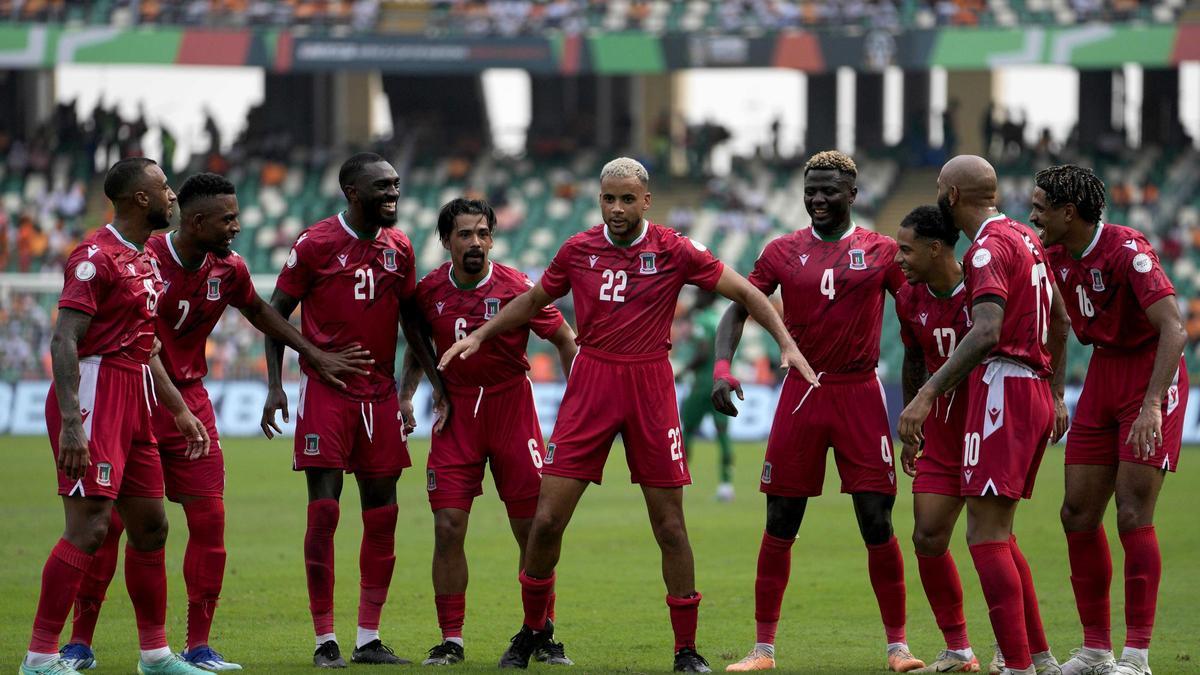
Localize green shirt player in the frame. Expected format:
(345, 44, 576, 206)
(679, 289, 735, 501)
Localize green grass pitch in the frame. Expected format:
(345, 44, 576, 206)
(2, 437, 1198, 673)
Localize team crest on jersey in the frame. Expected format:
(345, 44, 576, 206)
(544, 443, 556, 464)
(1090, 269, 1105, 292)
(383, 248, 398, 271)
(426, 469, 437, 491)
(761, 461, 773, 484)
(799, 254, 809, 266)
(639, 252, 658, 274)
(206, 277, 221, 300)
(304, 433, 320, 456)
(588, 255, 599, 268)
(435, 301, 445, 315)
(96, 462, 112, 487)
(483, 297, 501, 319)
(337, 254, 349, 268)
(919, 312, 928, 326)
(848, 249, 867, 270)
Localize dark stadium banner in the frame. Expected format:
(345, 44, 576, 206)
(659, 34, 779, 70)
(3, 381, 1199, 444)
(288, 36, 560, 74)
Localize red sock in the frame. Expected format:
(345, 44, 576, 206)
(435, 593, 466, 640)
(124, 546, 168, 650)
(519, 570, 554, 631)
(1010, 535, 1049, 655)
(970, 541, 1030, 670)
(867, 536, 908, 645)
(70, 511, 124, 646)
(1120, 526, 1160, 649)
(358, 504, 397, 631)
(754, 532, 794, 645)
(917, 551, 969, 650)
(547, 592, 556, 624)
(29, 539, 95, 653)
(305, 499, 340, 635)
(666, 592, 702, 652)
(1066, 527, 1112, 650)
(182, 498, 226, 650)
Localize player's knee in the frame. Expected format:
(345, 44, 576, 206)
(433, 514, 468, 552)
(1115, 501, 1153, 532)
(858, 517, 893, 546)
(531, 509, 569, 541)
(765, 496, 806, 539)
(911, 526, 951, 556)
(68, 518, 112, 554)
(1059, 499, 1102, 532)
(651, 516, 690, 553)
(126, 513, 169, 551)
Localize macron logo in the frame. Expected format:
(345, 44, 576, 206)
(919, 312, 928, 326)
(87, 245, 100, 259)
(337, 254, 348, 267)
(435, 302, 445, 315)
(1124, 239, 1138, 251)
(799, 254, 810, 266)
(589, 255, 599, 268)
(80, 408, 91, 424)
(964, 469, 973, 484)
(977, 235, 990, 245)
(1059, 268, 1069, 281)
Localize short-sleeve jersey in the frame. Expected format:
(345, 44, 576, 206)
(1045, 222, 1175, 352)
(748, 224, 905, 374)
(415, 261, 564, 388)
(59, 224, 163, 365)
(274, 213, 417, 401)
(895, 280, 972, 374)
(539, 222, 724, 356)
(146, 232, 258, 384)
(963, 215, 1053, 376)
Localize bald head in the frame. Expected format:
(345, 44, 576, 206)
(939, 155, 997, 206)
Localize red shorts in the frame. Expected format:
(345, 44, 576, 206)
(1066, 350, 1188, 472)
(427, 377, 544, 518)
(293, 374, 411, 478)
(46, 355, 163, 500)
(761, 370, 896, 497)
(543, 348, 689, 488)
(152, 380, 224, 499)
(913, 385, 970, 496)
(960, 360, 1053, 500)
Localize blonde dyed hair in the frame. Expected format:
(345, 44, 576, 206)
(804, 150, 857, 179)
(600, 157, 650, 186)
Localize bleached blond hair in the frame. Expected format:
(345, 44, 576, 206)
(600, 157, 649, 186)
(804, 150, 858, 178)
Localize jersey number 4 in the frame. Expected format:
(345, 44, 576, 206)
(599, 269, 627, 302)
(820, 268, 836, 300)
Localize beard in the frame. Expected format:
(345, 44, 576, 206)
(148, 205, 172, 230)
(364, 197, 398, 227)
(937, 193, 956, 231)
(461, 252, 485, 275)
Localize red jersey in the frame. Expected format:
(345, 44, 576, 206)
(963, 215, 1053, 376)
(415, 261, 564, 388)
(275, 213, 417, 401)
(1045, 222, 1175, 352)
(59, 224, 163, 365)
(748, 224, 905, 374)
(895, 279, 972, 373)
(146, 232, 258, 384)
(539, 221, 723, 356)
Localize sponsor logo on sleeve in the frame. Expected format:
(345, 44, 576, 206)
(75, 261, 97, 281)
(1132, 253, 1153, 274)
(971, 248, 992, 268)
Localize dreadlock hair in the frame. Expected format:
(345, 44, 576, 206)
(900, 205, 958, 247)
(1034, 164, 1106, 224)
(803, 150, 857, 179)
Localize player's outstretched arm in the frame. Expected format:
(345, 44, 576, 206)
(900, 345, 929, 477)
(241, 295, 373, 390)
(713, 266, 818, 384)
(50, 307, 93, 481)
(438, 282, 555, 370)
(1047, 284, 1072, 442)
(1127, 295, 1188, 457)
(547, 322, 579, 379)
(711, 297, 750, 416)
(261, 288, 300, 439)
(899, 297, 1004, 446)
(149, 355, 210, 459)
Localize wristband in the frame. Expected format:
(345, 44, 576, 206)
(713, 358, 741, 389)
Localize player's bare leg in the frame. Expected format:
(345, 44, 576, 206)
(642, 485, 709, 672)
(353, 474, 407, 665)
(1060, 464, 1118, 674)
(852, 493, 922, 672)
(170, 493, 240, 671)
(502, 476, 587, 669)
(24, 497, 114, 672)
(117, 495, 207, 674)
(1110, 463, 1165, 675)
(911, 494, 977, 673)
